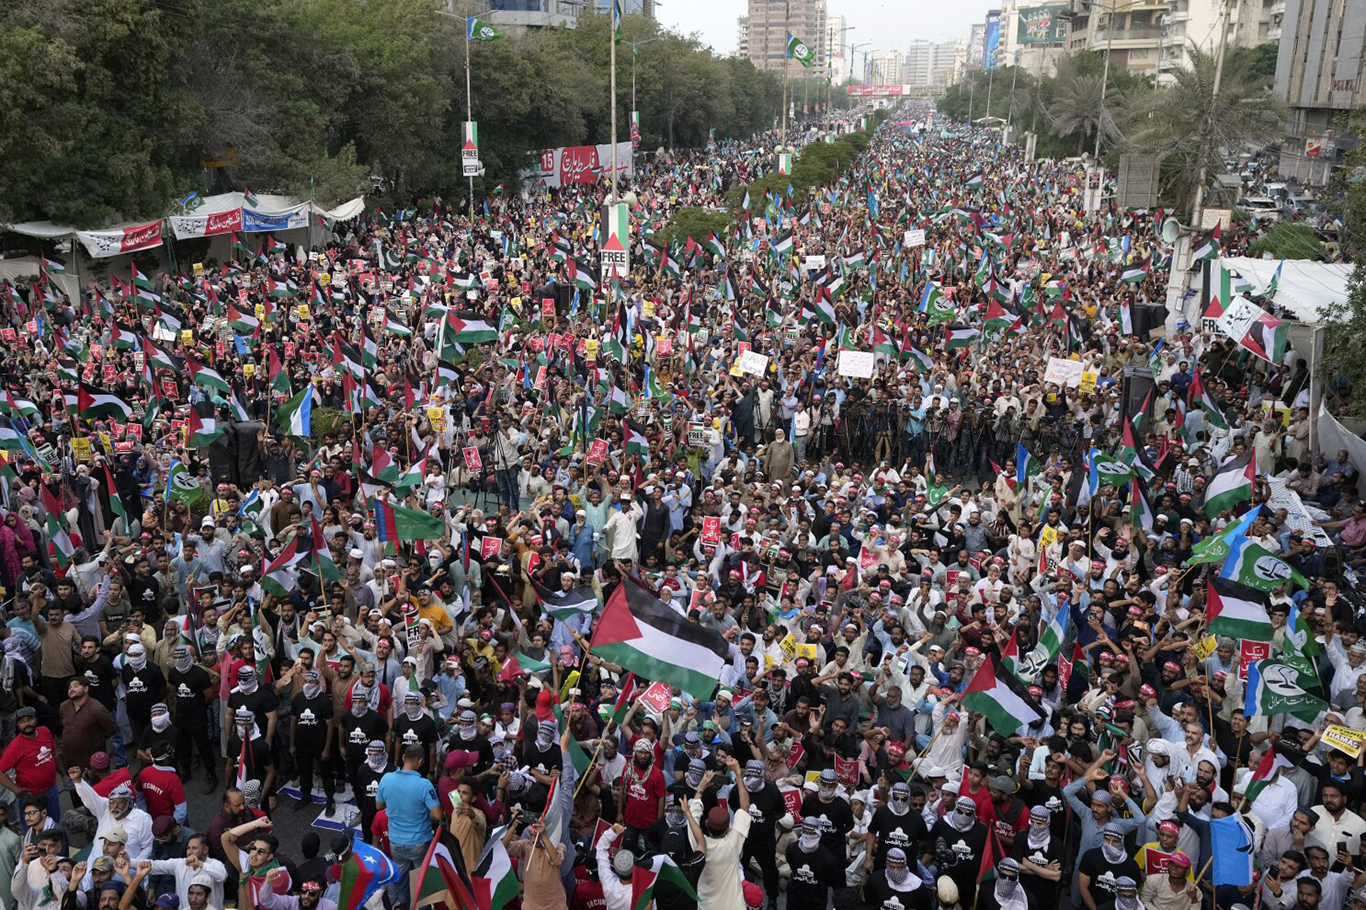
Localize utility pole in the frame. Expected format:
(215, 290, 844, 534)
(465, 13, 474, 220)
(782, 0, 790, 144)
(610, 0, 618, 197)
(1191, 0, 1233, 229)
(1095, 0, 1117, 158)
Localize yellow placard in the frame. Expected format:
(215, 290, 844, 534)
(1193, 636, 1217, 661)
(510, 296, 522, 310)
(427, 407, 446, 431)
(804, 770, 822, 787)
(297, 304, 311, 320)
(1079, 371, 1098, 394)
(192, 262, 204, 277)
(1324, 725, 1366, 758)
(71, 437, 92, 463)
(181, 330, 194, 346)
(1039, 525, 1058, 551)
(643, 300, 655, 319)
(764, 654, 774, 669)
(318, 273, 331, 287)
(1262, 401, 1292, 427)
(255, 304, 266, 322)
(98, 433, 113, 452)
(242, 362, 255, 377)
(778, 633, 797, 661)
(214, 498, 233, 516)
(560, 669, 580, 703)
(729, 360, 744, 377)
(795, 643, 817, 661)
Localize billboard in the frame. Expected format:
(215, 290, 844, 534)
(1017, 5, 1068, 44)
(845, 84, 909, 96)
(984, 10, 1002, 69)
(521, 142, 634, 189)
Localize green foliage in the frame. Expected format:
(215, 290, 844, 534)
(654, 208, 732, 248)
(0, 2, 786, 226)
(1324, 261, 1366, 419)
(310, 407, 353, 443)
(1248, 222, 1326, 261)
(1328, 109, 1366, 258)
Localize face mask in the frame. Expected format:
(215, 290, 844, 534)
(238, 677, 258, 695)
(947, 805, 976, 832)
(351, 702, 368, 718)
(151, 714, 170, 733)
(686, 769, 704, 789)
(174, 654, 194, 673)
(366, 753, 387, 773)
(743, 774, 765, 793)
(406, 704, 424, 722)
(665, 808, 686, 828)
(1102, 840, 1126, 864)
(459, 723, 477, 741)
(889, 792, 911, 817)
(819, 784, 836, 800)
(887, 865, 910, 886)
(127, 652, 147, 672)
(303, 683, 323, 700)
(798, 832, 821, 853)
(535, 726, 555, 750)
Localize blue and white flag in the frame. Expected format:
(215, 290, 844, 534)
(1210, 814, 1254, 886)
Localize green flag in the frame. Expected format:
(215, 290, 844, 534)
(785, 32, 814, 67)
(468, 16, 501, 41)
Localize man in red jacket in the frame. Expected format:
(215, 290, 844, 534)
(137, 741, 188, 825)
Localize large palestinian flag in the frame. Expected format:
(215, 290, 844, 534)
(1204, 450, 1255, 517)
(589, 577, 729, 698)
(961, 653, 1043, 736)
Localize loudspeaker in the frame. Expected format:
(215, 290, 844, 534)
(206, 434, 237, 488)
(556, 282, 573, 312)
(1161, 218, 1184, 242)
(233, 422, 264, 488)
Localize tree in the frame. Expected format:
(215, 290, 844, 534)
(1048, 73, 1110, 154)
(1319, 109, 1366, 417)
(1123, 43, 1283, 215)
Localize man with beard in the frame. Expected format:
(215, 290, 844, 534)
(620, 740, 668, 851)
(979, 857, 1036, 910)
(391, 692, 437, 776)
(928, 792, 989, 907)
(148, 831, 230, 909)
(167, 645, 218, 793)
(866, 782, 928, 872)
(799, 768, 854, 859)
(338, 685, 388, 790)
(1078, 824, 1143, 910)
(326, 654, 359, 791)
(981, 775, 1031, 853)
(1141, 852, 1199, 910)
(1065, 758, 1148, 909)
(259, 869, 336, 910)
(205, 788, 264, 867)
(863, 846, 932, 910)
(730, 759, 784, 907)
(1012, 805, 1064, 909)
(447, 709, 494, 775)
(785, 815, 843, 910)
(1019, 747, 1068, 840)
(290, 669, 335, 815)
(71, 773, 154, 860)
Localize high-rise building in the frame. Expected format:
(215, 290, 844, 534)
(1061, 0, 1167, 79)
(826, 14, 847, 82)
(1274, 0, 1366, 183)
(738, 16, 750, 58)
(904, 39, 967, 86)
(746, 0, 828, 75)
(869, 49, 904, 85)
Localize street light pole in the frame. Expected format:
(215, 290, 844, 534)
(1095, 0, 1117, 158)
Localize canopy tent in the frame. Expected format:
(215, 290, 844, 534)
(1219, 256, 1352, 325)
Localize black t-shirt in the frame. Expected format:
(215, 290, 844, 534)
(1076, 847, 1142, 904)
(78, 655, 119, 712)
(729, 783, 785, 845)
(799, 793, 854, 857)
(291, 692, 335, 753)
(228, 687, 277, 738)
(341, 711, 389, 764)
(356, 761, 390, 810)
(394, 714, 438, 767)
(784, 841, 844, 910)
(1011, 826, 1065, 908)
(168, 665, 214, 725)
(122, 663, 166, 721)
(1022, 781, 1069, 839)
(125, 576, 161, 621)
(226, 736, 273, 783)
(868, 805, 929, 868)
(979, 882, 1038, 910)
(864, 874, 933, 910)
(445, 733, 496, 777)
(136, 724, 178, 759)
(928, 818, 988, 893)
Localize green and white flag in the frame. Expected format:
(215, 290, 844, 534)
(468, 16, 501, 41)
(1245, 658, 1327, 722)
(785, 32, 814, 67)
(165, 460, 206, 506)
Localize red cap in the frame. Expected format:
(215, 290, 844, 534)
(535, 690, 554, 721)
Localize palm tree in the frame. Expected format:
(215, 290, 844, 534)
(1047, 73, 1117, 154)
(1124, 43, 1284, 214)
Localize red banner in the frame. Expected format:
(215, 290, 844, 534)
(834, 755, 860, 787)
(77, 221, 165, 258)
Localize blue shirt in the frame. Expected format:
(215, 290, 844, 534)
(375, 768, 438, 846)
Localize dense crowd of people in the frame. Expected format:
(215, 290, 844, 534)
(0, 99, 1361, 910)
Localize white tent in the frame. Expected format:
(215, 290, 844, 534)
(1219, 256, 1353, 325)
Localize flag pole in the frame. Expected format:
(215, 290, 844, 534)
(465, 14, 475, 225)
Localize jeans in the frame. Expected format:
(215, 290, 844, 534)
(387, 839, 430, 906)
(496, 467, 520, 512)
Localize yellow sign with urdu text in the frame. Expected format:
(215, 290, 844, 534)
(427, 407, 446, 431)
(1039, 525, 1058, 551)
(1193, 636, 1218, 661)
(181, 330, 194, 346)
(71, 438, 92, 463)
(243, 363, 255, 377)
(1079, 371, 1098, 394)
(319, 273, 331, 286)
(297, 304, 311, 320)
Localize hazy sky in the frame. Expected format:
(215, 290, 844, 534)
(657, 0, 997, 57)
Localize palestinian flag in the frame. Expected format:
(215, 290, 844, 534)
(310, 515, 341, 583)
(704, 232, 726, 258)
(1188, 369, 1230, 430)
(103, 462, 129, 529)
(471, 827, 519, 910)
(1243, 744, 1294, 802)
(844, 250, 868, 270)
(110, 321, 140, 351)
(1207, 576, 1273, 641)
(624, 418, 648, 455)
(2, 391, 38, 420)
(1119, 259, 1150, 284)
(532, 579, 598, 620)
(945, 325, 979, 350)
(77, 384, 134, 420)
(611, 673, 638, 725)
(608, 385, 632, 415)
(155, 301, 186, 331)
(383, 311, 411, 336)
(262, 537, 307, 597)
(186, 411, 224, 447)
(413, 830, 478, 910)
(372, 497, 446, 542)
(772, 230, 794, 255)
(813, 295, 836, 324)
(1130, 478, 1156, 531)
(1204, 450, 1256, 517)
(589, 576, 729, 698)
(332, 336, 364, 378)
(268, 346, 290, 395)
(41, 257, 66, 276)
(1191, 224, 1220, 262)
(42, 486, 75, 569)
(361, 328, 380, 368)
(500, 649, 551, 680)
(962, 653, 1043, 736)
(1242, 311, 1289, 365)
(630, 854, 698, 910)
(446, 311, 498, 344)
(906, 346, 934, 372)
(393, 443, 432, 492)
(871, 328, 898, 358)
(186, 355, 232, 393)
(965, 172, 984, 190)
(983, 300, 1015, 335)
(571, 258, 598, 291)
(276, 384, 314, 438)
(228, 305, 260, 334)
